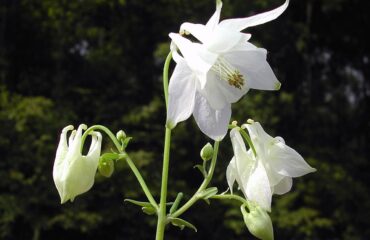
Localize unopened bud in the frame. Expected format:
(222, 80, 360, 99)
(116, 130, 126, 141)
(200, 143, 213, 161)
(241, 203, 274, 240)
(98, 158, 114, 177)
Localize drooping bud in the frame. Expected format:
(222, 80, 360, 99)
(241, 203, 274, 240)
(53, 126, 102, 204)
(200, 143, 213, 161)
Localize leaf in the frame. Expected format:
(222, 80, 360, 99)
(168, 217, 197, 232)
(124, 199, 153, 208)
(142, 206, 156, 215)
(122, 137, 132, 150)
(100, 152, 120, 161)
(193, 164, 206, 177)
(198, 187, 218, 199)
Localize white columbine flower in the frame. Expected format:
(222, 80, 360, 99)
(226, 121, 316, 211)
(167, 0, 289, 140)
(53, 124, 102, 204)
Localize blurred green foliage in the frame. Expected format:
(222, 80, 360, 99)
(0, 0, 369, 239)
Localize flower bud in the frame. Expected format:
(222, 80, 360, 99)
(200, 143, 213, 161)
(98, 158, 115, 177)
(241, 203, 274, 240)
(116, 130, 126, 141)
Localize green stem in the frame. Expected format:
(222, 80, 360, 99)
(163, 52, 172, 109)
(210, 194, 250, 208)
(240, 128, 257, 157)
(155, 127, 172, 240)
(169, 192, 183, 214)
(125, 155, 158, 209)
(81, 125, 122, 151)
(171, 141, 220, 218)
(155, 51, 173, 240)
(81, 125, 158, 209)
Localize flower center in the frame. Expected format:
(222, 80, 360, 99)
(211, 57, 245, 89)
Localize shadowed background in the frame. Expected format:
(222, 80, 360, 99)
(0, 0, 369, 239)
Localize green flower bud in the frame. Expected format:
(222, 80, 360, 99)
(98, 153, 118, 178)
(200, 143, 213, 161)
(98, 159, 114, 177)
(116, 130, 126, 141)
(241, 203, 274, 240)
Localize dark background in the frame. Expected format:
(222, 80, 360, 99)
(0, 0, 369, 239)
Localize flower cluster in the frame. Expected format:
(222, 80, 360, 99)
(51, 1, 316, 239)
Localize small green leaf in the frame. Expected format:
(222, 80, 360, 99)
(198, 187, 218, 199)
(193, 164, 206, 177)
(142, 206, 156, 215)
(124, 199, 153, 208)
(168, 217, 197, 232)
(101, 152, 120, 161)
(122, 137, 132, 150)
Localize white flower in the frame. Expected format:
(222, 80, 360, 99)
(53, 124, 102, 204)
(167, 0, 289, 140)
(226, 121, 316, 211)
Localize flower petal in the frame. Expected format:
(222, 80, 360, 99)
(180, 23, 209, 43)
(230, 129, 255, 186)
(204, 27, 243, 53)
(199, 72, 228, 110)
(224, 49, 281, 90)
(53, 125, 74, 203)
(193, 93, 231, 140)
(273, 177, 292, 195)
(166, 60, 197, 128)
(245, 160, 272, 212)
(269, 142, 316, 177)
(169, 33, 217, 78)
(206, 0, 223, 30)
(226, 157, 237, 194)
(219, 0, 289, 31)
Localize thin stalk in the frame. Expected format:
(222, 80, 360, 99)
(155, 127, 172, 240)
(155, 51, 173, 240)
(81, 125, 158, 209)
(240, 128, 257, 157)
(163, 52, 172, 109)
(210, 194, 250, 207)
(171, 141, 220, 218)
(125, 155, 158, 209)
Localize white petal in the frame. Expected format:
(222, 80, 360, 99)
(219, 0, 289, 31)
(245, 160, 272, 211)
(65, 132, 102, 202)
(199, 72, 228, 110)
(230, 129, 255, 184)
(204, 27, 243, 53)
(213, 70, 249, 104)
(226, 157, 237, 194)
(180, 23, 209, 43)
(169, 33, 217, 77)
(193, 93, 231, 141)
(273, 177, 292, 195)
(206, 0, 223, 30)
(166, 60, 197, 128)
(224, 49, 281, 91)
(53, 125, 74, 202)
(269, 142, 316, 177)
(229, 41, 259, 52)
